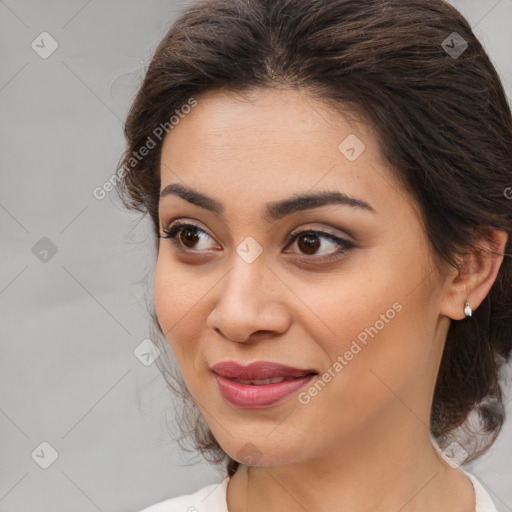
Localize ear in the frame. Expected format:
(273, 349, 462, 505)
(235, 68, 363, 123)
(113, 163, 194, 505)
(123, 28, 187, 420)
(439, 228, 508, 320)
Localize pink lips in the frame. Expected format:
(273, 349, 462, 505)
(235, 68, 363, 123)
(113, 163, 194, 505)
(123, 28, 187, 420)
(211, 361, 317, 409)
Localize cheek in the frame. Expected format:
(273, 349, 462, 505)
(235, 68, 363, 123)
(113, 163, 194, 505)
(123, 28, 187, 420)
(153, 255, 214, 375)
(153, 253, 205, 328)
(307, 265, 434, 396)
(314, 290, 435, 428)
(153, 258, 176, 337)
(300, 273, 391, 356)
(153, 257, 195, 357)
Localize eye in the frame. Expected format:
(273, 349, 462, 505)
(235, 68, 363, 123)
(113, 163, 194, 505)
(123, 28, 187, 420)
(159, 221, 355, 262)
(284, 228, 354, 262)
(159, 221, 217, 252)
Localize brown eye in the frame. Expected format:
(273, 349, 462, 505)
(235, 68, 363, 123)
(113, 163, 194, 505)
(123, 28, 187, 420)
(285, 229, 354, 260)
(178, 225, 200, 248)
(160, 221, 216, 251)
(296, 233, 321, 255)
(160, 222, 354, 263)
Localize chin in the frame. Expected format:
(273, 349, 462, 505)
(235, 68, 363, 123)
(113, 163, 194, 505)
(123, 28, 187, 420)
(219, 434, 305, 468)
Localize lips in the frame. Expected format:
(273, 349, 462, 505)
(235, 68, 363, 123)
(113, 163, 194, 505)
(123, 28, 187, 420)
(211, 361, 318, 407)
(211, 361, 317, 382)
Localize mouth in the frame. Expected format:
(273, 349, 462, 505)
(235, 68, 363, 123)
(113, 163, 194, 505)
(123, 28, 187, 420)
(228, 375, 315, 385)
(211, 361, 318, 408)
(211, 360, 318, 380)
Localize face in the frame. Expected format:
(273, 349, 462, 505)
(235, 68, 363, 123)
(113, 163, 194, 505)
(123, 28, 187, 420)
(154, 87, 453, 467)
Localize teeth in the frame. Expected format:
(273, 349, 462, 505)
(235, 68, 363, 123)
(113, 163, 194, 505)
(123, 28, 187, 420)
(235, 377, 288, 385)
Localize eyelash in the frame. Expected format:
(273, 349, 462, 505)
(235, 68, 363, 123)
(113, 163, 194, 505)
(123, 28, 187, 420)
(159, 221, 354, 263)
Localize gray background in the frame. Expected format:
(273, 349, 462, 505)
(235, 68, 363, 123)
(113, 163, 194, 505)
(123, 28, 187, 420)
(1, 1, 511, 511)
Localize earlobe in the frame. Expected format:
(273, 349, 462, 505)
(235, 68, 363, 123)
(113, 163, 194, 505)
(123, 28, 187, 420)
(439, 228, 508, 321)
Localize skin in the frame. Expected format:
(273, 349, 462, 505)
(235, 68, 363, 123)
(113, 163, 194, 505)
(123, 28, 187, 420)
(154, 87, 508, 512)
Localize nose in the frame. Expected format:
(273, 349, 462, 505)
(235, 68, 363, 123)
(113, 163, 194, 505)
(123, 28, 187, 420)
(206, 258, 292, 343)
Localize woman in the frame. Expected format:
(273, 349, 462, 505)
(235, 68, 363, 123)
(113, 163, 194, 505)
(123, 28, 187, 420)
(116, 0, 512, 510)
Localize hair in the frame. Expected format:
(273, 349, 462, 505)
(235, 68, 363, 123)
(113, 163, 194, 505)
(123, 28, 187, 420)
(115, 0, 512, 477)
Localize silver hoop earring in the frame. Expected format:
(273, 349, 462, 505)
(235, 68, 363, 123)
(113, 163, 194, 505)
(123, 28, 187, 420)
(464, 301, 472, 317)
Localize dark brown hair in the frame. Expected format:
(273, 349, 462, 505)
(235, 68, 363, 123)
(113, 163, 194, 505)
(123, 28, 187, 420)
(115, 0, 512, 477)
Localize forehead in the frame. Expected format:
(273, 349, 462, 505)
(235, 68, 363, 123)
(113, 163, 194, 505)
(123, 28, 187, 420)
(161, 88, 369, 157)
(158, 88, 413, 223)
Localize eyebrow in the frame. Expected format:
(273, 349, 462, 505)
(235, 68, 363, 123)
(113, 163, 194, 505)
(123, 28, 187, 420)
(159, 183, 376, 222)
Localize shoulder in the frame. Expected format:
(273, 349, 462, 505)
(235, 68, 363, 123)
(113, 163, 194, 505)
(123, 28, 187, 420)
(137, 477, 229, 512)
(463, 470, 498, 512)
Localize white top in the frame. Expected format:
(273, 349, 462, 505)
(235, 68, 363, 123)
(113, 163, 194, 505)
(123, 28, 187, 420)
(138, 470, 497, 512)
